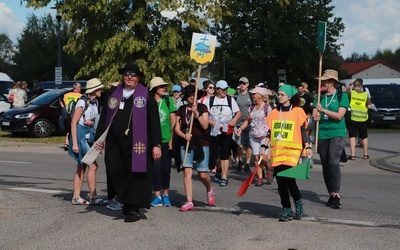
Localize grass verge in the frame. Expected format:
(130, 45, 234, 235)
(0, 131, 64, 144)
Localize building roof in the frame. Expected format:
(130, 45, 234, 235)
(341, 60, 400, 77)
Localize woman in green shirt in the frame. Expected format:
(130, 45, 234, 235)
(312, 69, 349, 209)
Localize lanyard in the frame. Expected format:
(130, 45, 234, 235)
(158, 98, 163, 113)
(325, 89, 337, 108)
(279, 104, 292, 130)
(185, 107, 191, 132)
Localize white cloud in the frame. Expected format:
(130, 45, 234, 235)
(332, 0, 400, 58)
(0, 2, 24, 43)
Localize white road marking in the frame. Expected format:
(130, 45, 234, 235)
(8, 187, 68, 194)
(0, 160, 31, 164)
(301, 216, 380, 227)
(198, 207, 383, 227)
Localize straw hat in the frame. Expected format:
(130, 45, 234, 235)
(85, 78, 104, 94)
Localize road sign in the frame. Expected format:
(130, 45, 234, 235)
(55, 67, 62, 85)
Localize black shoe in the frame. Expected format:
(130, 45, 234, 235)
(124, 210, 140, 222)
(325, 196, 333, 207)
(236, 160, 243, 172)
(244, 164, 251, 172)
(331, 195, 341, 209)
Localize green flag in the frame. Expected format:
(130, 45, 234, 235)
(317, 21, 326, 53)
(277, 158, 311, 180)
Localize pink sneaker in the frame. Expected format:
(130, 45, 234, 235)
(179, 201, 194, 212)
(207, 188, 215, 206)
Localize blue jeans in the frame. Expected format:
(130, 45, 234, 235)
(317, 137, 345, 193)
(152, 143, 171, 191)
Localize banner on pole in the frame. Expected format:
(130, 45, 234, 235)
(190, 33, 217, 65)
(317, 21, 326, 53)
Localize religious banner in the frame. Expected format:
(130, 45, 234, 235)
(190, 32, 217, 65)
(317, 21, 327, 54)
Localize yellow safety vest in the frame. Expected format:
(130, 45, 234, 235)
(63, 92, 82, 105)
(350, 90, 368, 122)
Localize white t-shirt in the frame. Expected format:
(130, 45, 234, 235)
(205, 96, 240, 136)
(75, 99, 98, 126)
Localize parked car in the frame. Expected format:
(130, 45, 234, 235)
(0, 93, 11, 115)
(38, 80, 87, 90)
(365, 83, 400, 126)
(1, 89, 70, 137)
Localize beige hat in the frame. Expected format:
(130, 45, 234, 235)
(320, 69, 341, 83)
(150, 77, 169, 91)
(85, 78, 104, 94)
(249, 86, 267, 96)
(239, 77, 249, 83)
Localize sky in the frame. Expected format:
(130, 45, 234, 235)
(0, 0, 399, 59)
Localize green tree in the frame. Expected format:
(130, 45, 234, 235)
(212, 0, 344, 90)
(344, 52, 371, 62)
(23, 0, 225, 84)
(13, 14, 83, 83)
(22, 0, 344, 89)
(0, 33, 15, 73)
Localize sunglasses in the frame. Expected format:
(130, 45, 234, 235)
(158, 85, 167, 89)
(208, 86, 215, 89)
(123, 72, 137, 77)
(217, 88, 227, 91)
(238, 81, 247, 85)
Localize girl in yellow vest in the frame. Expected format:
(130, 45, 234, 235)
(265, 85, 313, 221)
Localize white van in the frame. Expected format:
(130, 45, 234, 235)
(341, 78, 400, 86)
(0, 72, 14, 96)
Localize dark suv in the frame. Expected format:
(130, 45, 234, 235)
(1, 89, 70, 137)
(366, 84, 400, 126)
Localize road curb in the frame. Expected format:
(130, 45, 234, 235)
(370, 154, 400, 173)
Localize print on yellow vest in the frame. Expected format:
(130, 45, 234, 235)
(271, 120, 295, 141)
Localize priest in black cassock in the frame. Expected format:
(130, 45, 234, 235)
(95, 62, 162, 222)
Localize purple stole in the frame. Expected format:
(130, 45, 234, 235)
(105, 83, 148, 173)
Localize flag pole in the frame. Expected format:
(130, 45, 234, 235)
(315, 21, 326, 153)
(182, 64, 202, 166)
(315, 53, 323, 152)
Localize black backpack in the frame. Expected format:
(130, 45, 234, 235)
(59, 95, 90, 132)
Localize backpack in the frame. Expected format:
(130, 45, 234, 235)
(59, 95, 90, 132)
(209, 95, 233, 110)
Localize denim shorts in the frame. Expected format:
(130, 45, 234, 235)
(180, 146, 210, 172)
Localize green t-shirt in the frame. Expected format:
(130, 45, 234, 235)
(313, 91, 349, 140)
(158, 97, 177, 143)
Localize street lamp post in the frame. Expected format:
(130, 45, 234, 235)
(56, 13, 62, 68)
(51, 4, 62, 85)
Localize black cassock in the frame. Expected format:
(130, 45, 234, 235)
(96, 88, 161, 209)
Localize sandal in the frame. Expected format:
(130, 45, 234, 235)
(220, 179, 228, 187)
(348, 155, 355, 161)
(63, 144, 69, 151)
(89, 196, 107, 205)
(363, 155, 370, 159)
(71, 197, 89, 205)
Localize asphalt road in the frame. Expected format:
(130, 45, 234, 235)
(0, 132, 399, 250)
